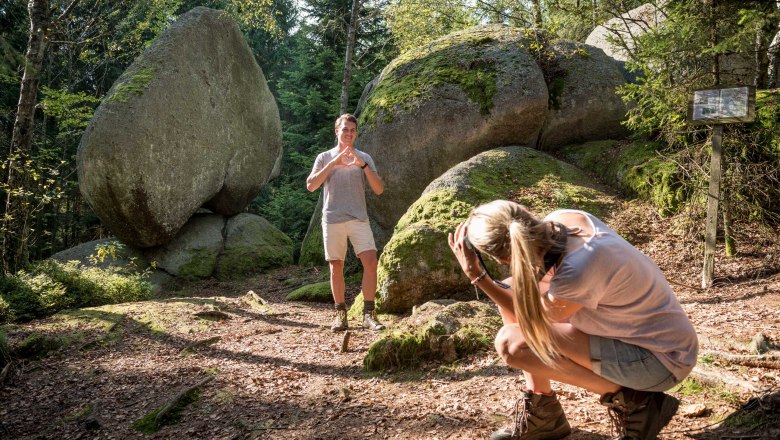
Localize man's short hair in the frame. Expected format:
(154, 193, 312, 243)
(335, 113, 358, 130)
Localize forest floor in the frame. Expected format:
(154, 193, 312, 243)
(1, 200, 780, 439)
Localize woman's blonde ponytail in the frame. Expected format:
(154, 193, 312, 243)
(466, 201, 561, 367)
(508, 220, 558, 367)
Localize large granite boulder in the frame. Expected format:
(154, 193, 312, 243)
(78, 7, 282, 248)
(585, 2, 663, 63)
(585, 2, 755, 85)
(144, 213, 293, 280)
(353, 24, 548, 246)
(376, 146, 620, 313)
(339, 24, 629, 248)
(538, 41, 631, 147)
(50, 238, 148, 271)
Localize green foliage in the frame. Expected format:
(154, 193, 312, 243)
(40, 87, 102, 140)
(610, 2, 780, 227)
(721, 89, 780, 223)
(0, 260, 152, 323)
(384, 0, 477, 54)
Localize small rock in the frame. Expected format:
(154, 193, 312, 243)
(749, 333, 771, 354)
(679, 403, 708, 418)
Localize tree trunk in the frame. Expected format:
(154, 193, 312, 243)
(531, 0, 543, 28)
(1, 0, 80, 273)
(753, 3, 778, 88)
(2, 0, 51, 273)
(339, 0, 360, 115)
(767, 28, 780, 88)
(709, 0, 720, 85)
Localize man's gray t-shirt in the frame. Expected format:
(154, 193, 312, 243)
(312, 147, 377, 224)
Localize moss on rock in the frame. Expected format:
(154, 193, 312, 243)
(176, 248, 218, 281)
(14, 332, 65, 360)
(557, 140, 687, 216)
(216, 215, 294, 280)
(358, 26, 534, 127)
(132, 385, 202, 434)
(285, 281, 332, 302)
(109, 66, 155, 103)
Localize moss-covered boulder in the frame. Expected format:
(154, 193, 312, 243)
(355, 24, 548, 245)
(144, 214, 224, 280)
(350, 24, 629, 245)
(377, 146, 619, 313)
(298, 195, 325, 267)
(556, 140, 687, 216)
(145, 213, 292, 280)
(285, 281, 332, 302)
(215, 213, 294, 279)
(364, 300, 502, 371)
(49, 238, 173, 294)
(78, 7, 282, 248)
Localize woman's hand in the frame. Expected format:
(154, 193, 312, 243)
(447, 222, 482, 280)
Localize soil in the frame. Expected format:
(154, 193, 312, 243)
(1, 200, 779, 439)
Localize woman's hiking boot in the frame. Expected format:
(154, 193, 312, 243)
(599, 387, 679, 439)
(362, 310, 385, 331)
(331, 308, 348, 332)
(490, 390, 571, 440)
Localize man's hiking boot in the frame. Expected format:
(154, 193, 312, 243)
(331, 308, 348, 332)
(490, 390, 571, 440)
(362, 310, 385, 331)
(599, 387, 679, 440)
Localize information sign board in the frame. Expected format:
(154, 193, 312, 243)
(689, 85, 755, 125)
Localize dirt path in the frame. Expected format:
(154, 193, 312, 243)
(1, 203, 779, 439)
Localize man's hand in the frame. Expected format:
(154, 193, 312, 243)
(345, 146, 366, 168)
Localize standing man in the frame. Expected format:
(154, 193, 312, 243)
(306, 113, 385, 332)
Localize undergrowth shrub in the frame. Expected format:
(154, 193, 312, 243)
(0, 260, 152, 323)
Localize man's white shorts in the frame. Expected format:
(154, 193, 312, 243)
(322, 219, 376, 261)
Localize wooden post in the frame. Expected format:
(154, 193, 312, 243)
(702, 124, 723, 288)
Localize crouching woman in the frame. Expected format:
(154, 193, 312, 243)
(448, 200, 698, 440)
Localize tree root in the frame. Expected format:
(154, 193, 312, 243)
(701, 349, 780, 369)
(0, 362, 11, 384)
(153, 376, 214, 426)
(193, 310, 231, 321)
(690, 364, 762, 393)
(180, 336, 221, 355)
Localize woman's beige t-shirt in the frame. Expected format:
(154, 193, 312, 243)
(545, 209, 699, 381)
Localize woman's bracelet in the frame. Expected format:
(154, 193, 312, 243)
(470, 270, 487, 285)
